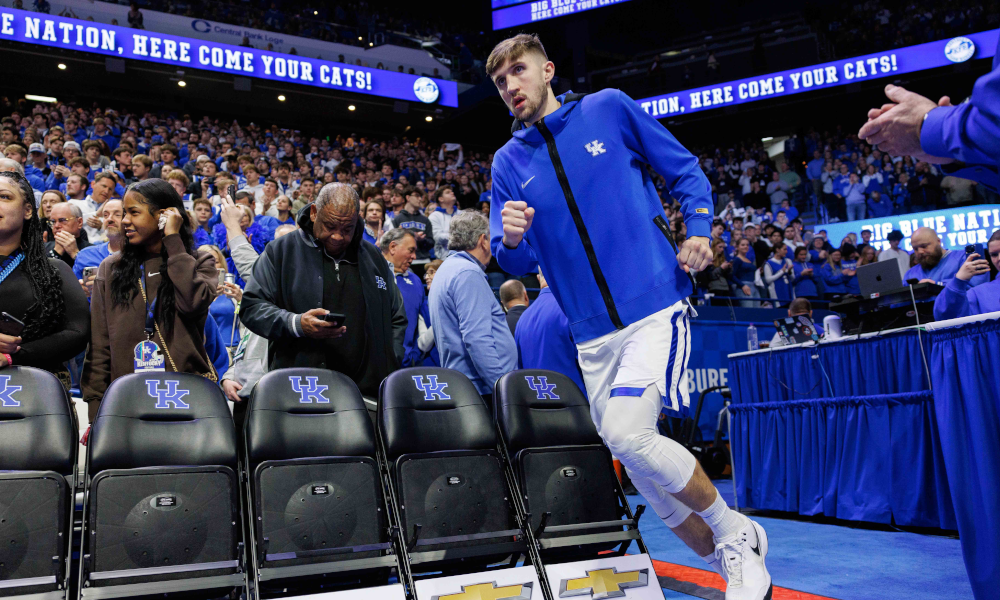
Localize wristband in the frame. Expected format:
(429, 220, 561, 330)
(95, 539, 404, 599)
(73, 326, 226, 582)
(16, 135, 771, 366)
(2, 353, 11, 366)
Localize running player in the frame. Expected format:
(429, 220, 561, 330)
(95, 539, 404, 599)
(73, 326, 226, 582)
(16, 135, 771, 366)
(486, 34, 773, 600)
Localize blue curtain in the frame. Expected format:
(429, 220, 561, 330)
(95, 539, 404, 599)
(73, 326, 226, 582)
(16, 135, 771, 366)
(930, 319, 1000, 600)
(729, 391, 955, 528)
(729, 329, 931, 404)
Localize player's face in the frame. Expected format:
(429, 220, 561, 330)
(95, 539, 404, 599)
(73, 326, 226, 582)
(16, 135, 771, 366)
(493, 52, 552, 123)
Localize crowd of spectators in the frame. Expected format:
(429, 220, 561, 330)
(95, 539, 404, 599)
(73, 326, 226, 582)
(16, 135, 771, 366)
(1, 91, 995, 420)
(815, 0, 999, 61)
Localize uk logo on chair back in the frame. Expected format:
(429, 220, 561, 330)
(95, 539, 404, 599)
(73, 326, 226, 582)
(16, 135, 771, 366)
(525, 376, 559, 400)
(147, 379, 191, 409)
(413, 374, 451, 401)
(0, 374, 22, 407)
(289, 375, 330, 403)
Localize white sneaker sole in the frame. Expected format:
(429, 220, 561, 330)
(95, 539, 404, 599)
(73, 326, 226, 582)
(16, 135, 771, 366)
(751, 520, 773, 600)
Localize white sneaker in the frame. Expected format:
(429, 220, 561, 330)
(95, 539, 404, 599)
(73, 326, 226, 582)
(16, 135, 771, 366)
(715, 517, 772, 600)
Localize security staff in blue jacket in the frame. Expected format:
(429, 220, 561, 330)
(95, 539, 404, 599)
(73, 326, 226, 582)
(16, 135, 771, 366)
(486, 33, 772, 599)
(859, 34, 1000, 193)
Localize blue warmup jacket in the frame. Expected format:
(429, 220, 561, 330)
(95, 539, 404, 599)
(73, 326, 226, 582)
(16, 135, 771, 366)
(490, 90, 713, 342)
(920, 41, 1000, 193)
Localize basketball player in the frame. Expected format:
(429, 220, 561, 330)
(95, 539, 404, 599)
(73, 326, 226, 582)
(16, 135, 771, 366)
(487, 34, 773, 600)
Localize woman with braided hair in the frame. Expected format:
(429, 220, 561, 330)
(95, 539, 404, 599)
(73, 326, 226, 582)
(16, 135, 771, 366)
(0, 171, 90, 379)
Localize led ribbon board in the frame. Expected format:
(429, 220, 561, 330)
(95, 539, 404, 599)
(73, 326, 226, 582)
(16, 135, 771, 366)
(822, 205, 1000, 252)
(636, 30, 997, 119)
(0, 6, 458, 107)
(492, 0, 634, 30)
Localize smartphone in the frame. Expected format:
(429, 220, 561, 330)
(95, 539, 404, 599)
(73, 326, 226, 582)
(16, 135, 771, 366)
(319, 312, 346, 327)
(217, 269, 226, 287)
(0, 312, 25, 337)
(966, 244, 977, 258)
(83, 266, 98, 279)
(227, 184, 236, 201)
(225, 273, 236, 285)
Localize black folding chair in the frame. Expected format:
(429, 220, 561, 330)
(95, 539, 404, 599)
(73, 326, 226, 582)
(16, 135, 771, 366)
(78, 373, 246, 599)
(378, 367, 531, 580)
(0, 367, 77, 600)
(494, 370, 647, 563)
(244, 368, 402, 597)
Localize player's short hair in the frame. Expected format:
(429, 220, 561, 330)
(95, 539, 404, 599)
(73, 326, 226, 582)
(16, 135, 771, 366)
(486, 33, 548, 78)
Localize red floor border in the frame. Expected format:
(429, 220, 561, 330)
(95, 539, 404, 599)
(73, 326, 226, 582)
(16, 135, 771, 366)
(649, 558, 839, 600)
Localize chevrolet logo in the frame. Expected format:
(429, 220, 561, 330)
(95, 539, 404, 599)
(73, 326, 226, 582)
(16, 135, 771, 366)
(559, 568, 649, 599)
(432, 582, 533, 600)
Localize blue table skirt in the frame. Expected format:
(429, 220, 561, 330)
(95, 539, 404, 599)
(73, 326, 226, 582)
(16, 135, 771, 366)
(929, 319, 1000, 600)
(729, 391, 956, 528)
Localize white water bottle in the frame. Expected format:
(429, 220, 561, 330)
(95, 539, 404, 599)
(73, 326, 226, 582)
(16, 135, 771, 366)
(747, 323, 759, 351)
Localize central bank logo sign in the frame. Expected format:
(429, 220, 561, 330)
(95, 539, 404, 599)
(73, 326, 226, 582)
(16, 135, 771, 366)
(944, 37, 976, 63)
(559, 568, 649, 600)
(0, 375, 23, 408)
(525, 376, 559, 400)
(413, 374, 450, 400)
(191, 19, 212, 33)
(432, 582, 532, 600)
(413, 77, 440, 103)
(147, 380, 191, 409)
(290, 375, 329, 403)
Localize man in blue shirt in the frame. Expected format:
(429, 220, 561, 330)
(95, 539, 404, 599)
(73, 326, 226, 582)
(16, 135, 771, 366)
(514, 271, 586, 395)
(859, 43, 1000, 194)
(428, 211, 516, 401)
(381, 228, 427, 367)
(906, 227, 990, 287)
(74, 200, 123, 289)
(486, 33, 771, 597)
(866, 190, 893, 218)
(806, 150, 825, 200)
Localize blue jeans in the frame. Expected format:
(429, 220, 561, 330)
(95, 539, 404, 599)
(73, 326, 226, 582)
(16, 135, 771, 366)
(846, 203, 866, 222)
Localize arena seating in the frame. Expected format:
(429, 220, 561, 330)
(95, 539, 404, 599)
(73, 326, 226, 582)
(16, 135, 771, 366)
(80, 373, 245, 599)
(378, 367, 530, 573)
(494, 370, 646, 562)
(244, 368, 400, 594)
(0, 367, 77, 600)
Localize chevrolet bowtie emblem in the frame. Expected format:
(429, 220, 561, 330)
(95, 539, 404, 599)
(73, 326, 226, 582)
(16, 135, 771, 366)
(433, 582, 533, 600)
(559, 568, 649, 599)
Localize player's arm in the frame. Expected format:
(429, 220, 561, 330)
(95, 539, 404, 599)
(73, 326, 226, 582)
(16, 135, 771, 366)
(490, 161, 539, 276)
(617, 90, 713, 271)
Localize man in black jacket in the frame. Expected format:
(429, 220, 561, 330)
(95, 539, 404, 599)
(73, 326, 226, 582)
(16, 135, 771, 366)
(241, 183, 407, 400)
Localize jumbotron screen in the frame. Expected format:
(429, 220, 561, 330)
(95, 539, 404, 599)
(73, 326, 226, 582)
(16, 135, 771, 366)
(491, 0, 633, 30)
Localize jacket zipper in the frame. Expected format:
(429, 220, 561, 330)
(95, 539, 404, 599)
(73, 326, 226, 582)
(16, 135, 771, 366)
(537, 119, 624, 330)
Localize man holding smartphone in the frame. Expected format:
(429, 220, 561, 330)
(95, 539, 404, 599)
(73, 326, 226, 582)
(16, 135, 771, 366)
(73, 200, 124, 298)
(241, 183, 406, 402)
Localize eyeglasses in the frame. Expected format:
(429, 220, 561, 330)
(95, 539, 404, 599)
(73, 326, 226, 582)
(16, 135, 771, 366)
(52, 217, 79, 225)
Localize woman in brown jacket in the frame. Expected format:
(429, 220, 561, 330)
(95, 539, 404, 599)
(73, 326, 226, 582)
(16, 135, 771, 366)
(83, 179, 219, 422)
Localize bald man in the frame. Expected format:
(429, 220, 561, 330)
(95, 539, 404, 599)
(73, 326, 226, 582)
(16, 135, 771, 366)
(499, 278, 529, 336)
(241, 182, 407, 400)
(905, 227, 990, 288)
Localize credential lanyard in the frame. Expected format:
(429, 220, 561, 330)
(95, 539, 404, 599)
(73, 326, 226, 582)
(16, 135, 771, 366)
(140, 264, 157, 338)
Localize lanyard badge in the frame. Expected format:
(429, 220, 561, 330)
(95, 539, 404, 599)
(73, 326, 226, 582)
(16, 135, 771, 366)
(135, 264, 166, 372)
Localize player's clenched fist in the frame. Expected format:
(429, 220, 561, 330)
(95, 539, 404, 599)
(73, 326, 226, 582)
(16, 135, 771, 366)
(501, 200, 535, 248)
(676, 236, 713, 273)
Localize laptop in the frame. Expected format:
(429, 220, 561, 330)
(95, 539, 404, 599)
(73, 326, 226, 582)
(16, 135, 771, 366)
(774, 314, 821, 345)
(857, 260, 903, 299)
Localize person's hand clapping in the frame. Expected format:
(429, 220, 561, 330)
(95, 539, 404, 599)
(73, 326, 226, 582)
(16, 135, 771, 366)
(300, 308, 346, 339)
(857, 85, 954, 163)
(677, 236, 713, 273)
(501, 200, 534, 248)
(957, 253, 990, 281)
(161, 207, 184, 236)
(53, 230, 79, 258)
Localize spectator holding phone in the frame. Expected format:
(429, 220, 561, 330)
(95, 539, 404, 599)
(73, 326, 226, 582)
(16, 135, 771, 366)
(791, 246, 820, 299)
(82, 179, 219, 422)
(240, 183, 406, 401)
(0, 171, 90, 379)
(934, 230, 1000, 321)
